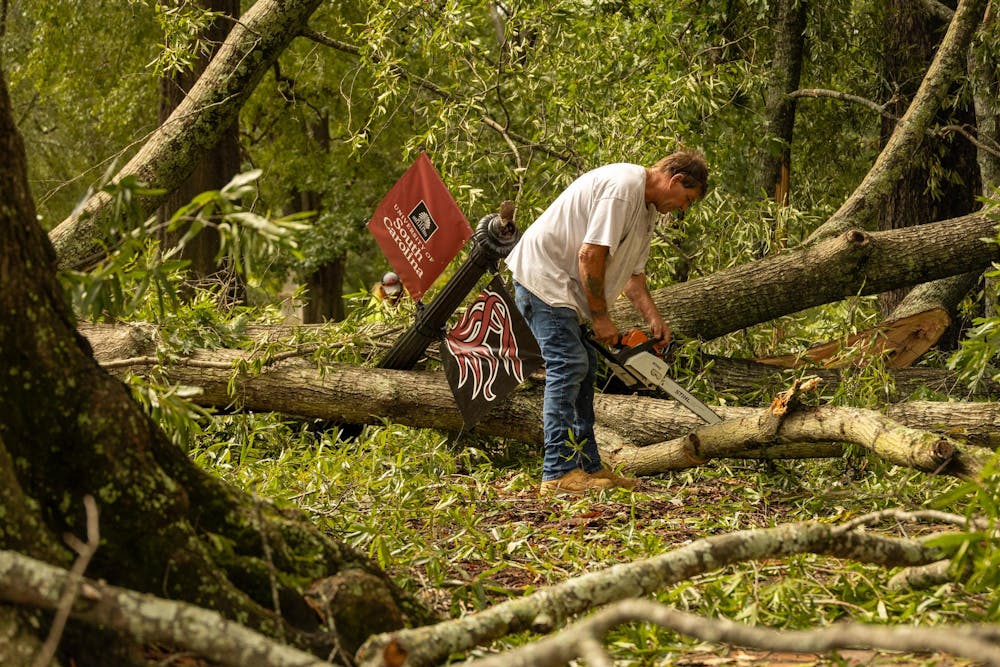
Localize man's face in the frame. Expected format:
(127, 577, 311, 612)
(653, 173, 702, 215)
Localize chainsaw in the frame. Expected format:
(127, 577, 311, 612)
(589, 328, 722, 424)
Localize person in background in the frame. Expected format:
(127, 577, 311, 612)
(505, 148, 708, 496)
(373, 271, 404, 306)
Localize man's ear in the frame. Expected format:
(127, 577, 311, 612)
(668, 172, 686, 189)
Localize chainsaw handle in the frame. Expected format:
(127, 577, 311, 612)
(616, 331, 672, 357)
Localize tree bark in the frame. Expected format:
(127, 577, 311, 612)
(158, 0, 243, 284)
(0, 550, 331, 667)
(970, 5, 1000, 192)
(757, 0, 808, 212)
(48, 0, 325, 271)
(704, 350, 1000, 400)
(85, 332, 995, 479)
(463, 598, 1000, 667)
(874, 1, 980, 316)
(607, 404, 987, 479)
(611, 215, 1000, 340)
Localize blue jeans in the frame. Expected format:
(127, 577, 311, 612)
(514, 284, 602, 480)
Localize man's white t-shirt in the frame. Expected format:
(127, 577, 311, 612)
(505, 163, 659, 322)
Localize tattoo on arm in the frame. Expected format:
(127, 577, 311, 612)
(585, 275, 605, 300)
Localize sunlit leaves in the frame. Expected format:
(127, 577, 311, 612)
(61, 170, 311, 322)
(145, 1, 225, 76)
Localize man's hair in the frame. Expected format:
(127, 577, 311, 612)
(652, 148, 709, 195)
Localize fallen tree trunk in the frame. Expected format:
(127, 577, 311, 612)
(0, 549, 331, 667)
(91, 338, 995, 479)
(607, 405, 987, 479)
(610, 216, 1000, 341)
(81, 321, 1000, 449)
(701, 353, 1000, 401)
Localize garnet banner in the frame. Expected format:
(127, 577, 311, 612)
(366, 153, 472, 301)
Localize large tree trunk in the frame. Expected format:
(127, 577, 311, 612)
(611, 215, 1000, 340)
(82, 327, 998, 481)
(0, 57, 424, 666)
(81, 321, 1000, 445)
(875, 0, 980, 316)
(48, 0, 324, 271)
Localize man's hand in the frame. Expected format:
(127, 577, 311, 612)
(591, 313, 618, 346)
(649, 316, 671, 349)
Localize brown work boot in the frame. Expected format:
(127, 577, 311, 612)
(591, 467, 638, 490)
(539, 468, 614, 497)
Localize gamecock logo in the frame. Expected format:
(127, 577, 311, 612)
(445, 289, 525, 402)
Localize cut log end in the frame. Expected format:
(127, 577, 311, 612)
(931, 439, 955, 462)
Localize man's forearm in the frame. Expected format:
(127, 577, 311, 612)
(624, 273, 669, 340)
(578, 244, 610, 318)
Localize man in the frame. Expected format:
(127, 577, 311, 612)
(505, 148, 708, 496)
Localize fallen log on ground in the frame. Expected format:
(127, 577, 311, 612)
(87, 332, 996, 479)
(606, 378, 989, 479)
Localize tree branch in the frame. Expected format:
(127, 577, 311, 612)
(356, 520, 947, 667)
(0, 550, 332, 667)
(787, 87, 898, 118)
(460, 598, 1000, 667)
(32, 495, 100, 667)
(299, 28, 582, 168)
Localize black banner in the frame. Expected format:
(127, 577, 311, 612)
(441, 276, 542, 428)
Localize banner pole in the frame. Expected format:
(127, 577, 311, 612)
(377, 202, 520, 370)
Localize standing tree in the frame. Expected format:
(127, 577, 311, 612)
(0, 34, 426, 667)
(157, 0, 243, 287)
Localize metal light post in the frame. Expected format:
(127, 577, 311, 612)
(378, 202, 520, 370)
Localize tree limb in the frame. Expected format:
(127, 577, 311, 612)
(355, 520, 948, 667)
(299, 28, 581, 168)
(787, 87, 898, 118)
(32, 495, 100, 667)
(460, 598, 1000, 667)
(0, 550, 333, 667)
(48, 0, 326, 270)
(608, 403, 988, 479)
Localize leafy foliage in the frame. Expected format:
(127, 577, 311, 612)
(8, 0, 1000, 662)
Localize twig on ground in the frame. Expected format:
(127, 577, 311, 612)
(32, 495, 100, 667)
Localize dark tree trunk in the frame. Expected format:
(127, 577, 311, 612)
(876, 0, 981, 315)
(611, 214, 1000, 341)
(293, 116, 348, 323)
(0, 60, 423, 666)
(304, 256, 348, 322)
(757, 0, 809, 216)
(158, 0, 243, 290)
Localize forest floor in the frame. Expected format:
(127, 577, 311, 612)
(199, 416, 990, 667)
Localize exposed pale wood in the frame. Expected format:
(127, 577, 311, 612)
(755, 309, 952, 369)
